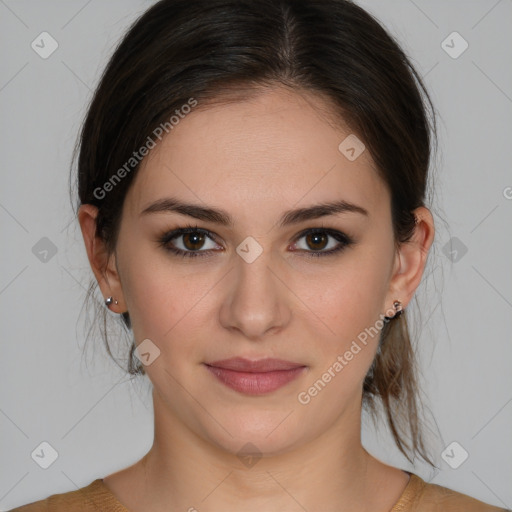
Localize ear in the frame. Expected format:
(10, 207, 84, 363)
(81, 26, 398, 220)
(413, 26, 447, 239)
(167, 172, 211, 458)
(384, 206, 435, 313)
(78, 204, 127, 314)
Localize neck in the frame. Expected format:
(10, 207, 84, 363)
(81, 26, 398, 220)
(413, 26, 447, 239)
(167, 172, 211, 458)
(131, 389, 391, 512)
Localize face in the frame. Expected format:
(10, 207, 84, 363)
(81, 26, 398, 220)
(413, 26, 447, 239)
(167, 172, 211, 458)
(104, 87, 403, 456)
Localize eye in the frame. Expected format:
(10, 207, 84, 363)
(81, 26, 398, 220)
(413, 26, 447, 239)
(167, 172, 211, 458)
(158, 225, 354, 259)
(158, 225, 221, 258)
(290, 228, 354, 258)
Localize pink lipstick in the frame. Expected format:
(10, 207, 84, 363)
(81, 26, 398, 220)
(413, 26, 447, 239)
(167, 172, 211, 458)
(204, 357, 306, 395)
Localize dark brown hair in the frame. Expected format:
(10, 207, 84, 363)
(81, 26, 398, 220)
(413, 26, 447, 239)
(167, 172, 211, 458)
(72, 0, 438, 467)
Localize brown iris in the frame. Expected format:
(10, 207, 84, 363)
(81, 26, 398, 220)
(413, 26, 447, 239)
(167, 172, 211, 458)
(182, 232, 206, 251)
(304, 232, 328, 251)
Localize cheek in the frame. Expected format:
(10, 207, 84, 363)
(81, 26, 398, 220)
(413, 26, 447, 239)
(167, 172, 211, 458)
(290, 266, 387, 413)
(293, 253, 389, 343)
(118, 248, 220, 361)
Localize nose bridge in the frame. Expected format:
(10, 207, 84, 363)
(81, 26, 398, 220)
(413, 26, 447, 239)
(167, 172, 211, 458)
(221, 237, 289, 338)
(235, 241, 275, 294)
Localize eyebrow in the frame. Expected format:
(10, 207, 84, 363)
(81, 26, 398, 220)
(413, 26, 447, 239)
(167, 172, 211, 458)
(140, 196, 369, 228)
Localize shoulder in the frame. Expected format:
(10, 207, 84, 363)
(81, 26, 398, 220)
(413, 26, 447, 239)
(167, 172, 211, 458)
(402, 473, 510, 512)
(6, 479, 118, 512)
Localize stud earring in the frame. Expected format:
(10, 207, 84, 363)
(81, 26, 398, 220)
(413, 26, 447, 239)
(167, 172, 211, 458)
(105, 296, 118, 307)
(384, 300, 404, 321)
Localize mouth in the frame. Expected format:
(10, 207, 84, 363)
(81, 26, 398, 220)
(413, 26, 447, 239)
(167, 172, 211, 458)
(203, 357, 307, 395)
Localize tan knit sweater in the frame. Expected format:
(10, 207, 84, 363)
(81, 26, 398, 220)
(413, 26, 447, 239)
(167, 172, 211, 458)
(8, 472, 510, 511)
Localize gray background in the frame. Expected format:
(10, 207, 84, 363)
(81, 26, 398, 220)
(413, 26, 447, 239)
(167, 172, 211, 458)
(1, 0, 511, 509)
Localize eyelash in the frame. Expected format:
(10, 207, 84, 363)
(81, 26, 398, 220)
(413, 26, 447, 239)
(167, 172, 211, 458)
(157, 223, 355, 259)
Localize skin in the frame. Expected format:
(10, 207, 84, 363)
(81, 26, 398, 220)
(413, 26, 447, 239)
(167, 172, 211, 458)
(79, 86, 434, 512)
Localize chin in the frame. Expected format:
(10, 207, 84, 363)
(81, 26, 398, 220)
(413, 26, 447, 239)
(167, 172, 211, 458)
(198, 408, 307, 460)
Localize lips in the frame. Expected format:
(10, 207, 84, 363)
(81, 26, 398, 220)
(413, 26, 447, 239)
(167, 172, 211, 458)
(204, 357, 307, 395)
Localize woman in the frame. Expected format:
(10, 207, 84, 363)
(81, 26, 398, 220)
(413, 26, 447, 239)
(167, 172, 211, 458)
(10, 0, 509, 510)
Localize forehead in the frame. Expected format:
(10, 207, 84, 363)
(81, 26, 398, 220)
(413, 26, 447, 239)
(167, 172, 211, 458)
(126, 87, 389, 220)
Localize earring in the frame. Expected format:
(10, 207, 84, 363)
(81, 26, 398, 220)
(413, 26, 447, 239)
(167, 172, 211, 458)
(384, 300, 404, 321)
(105, 296, 118, 307)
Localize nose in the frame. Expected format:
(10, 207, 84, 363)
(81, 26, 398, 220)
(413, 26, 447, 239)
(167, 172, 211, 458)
(219, 246, 292, 341)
